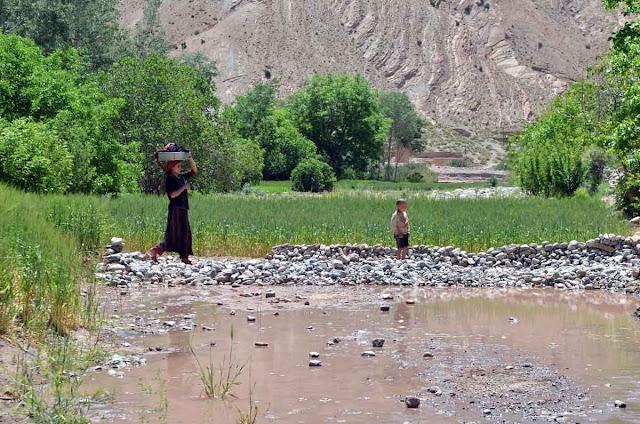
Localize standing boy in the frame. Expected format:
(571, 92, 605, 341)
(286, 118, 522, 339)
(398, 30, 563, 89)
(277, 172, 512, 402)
(391, 199, 410, 259)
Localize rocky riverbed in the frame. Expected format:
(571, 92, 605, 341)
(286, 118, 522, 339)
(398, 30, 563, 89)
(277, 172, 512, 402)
(86, 236, 640, 423)
(98, 234, 640, 295)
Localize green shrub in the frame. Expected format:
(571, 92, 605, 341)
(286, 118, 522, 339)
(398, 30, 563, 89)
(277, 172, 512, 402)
(449, 158, 470, 167)
(0, 119, 72, 193)
(291, 158, 336, 192)
(517, 143, 586, 197)
(616, 151, 640, 218)
(585, 146, 609, 194)
(406, 172, 424, 183)
(395, 163, 437, 183)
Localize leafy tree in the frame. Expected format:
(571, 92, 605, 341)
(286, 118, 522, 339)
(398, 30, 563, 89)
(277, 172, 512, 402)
(598, 0, 640, 215)
(0, 0, 124, 69)
(175, 52, 218, 84)
(0, 33, 127, 194)
(255, 108, 316, 180)
(291, 158, 336, 192)
(0, 34, 78, 121)
(127, 0, 169, 58)
(233, 80, 279, 139)
(379, 91, 426, 181)
(100, 54, 220, 192)
(0, 119, 73, 193)
(288, 73, 389, 177)
(50, 79, 125, 194)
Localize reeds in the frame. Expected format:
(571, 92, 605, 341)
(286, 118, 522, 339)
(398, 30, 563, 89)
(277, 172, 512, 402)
(189, 327, 247, 399)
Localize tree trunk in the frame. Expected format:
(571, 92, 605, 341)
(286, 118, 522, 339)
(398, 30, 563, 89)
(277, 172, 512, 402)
(385, 136, 393, 180)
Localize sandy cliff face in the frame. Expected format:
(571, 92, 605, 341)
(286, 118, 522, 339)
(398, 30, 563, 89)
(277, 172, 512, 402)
(118, 0, 621, 132)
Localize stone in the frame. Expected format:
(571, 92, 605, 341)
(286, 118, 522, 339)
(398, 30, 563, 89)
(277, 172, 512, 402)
(309, 360, 322, 367)
(614, 400, 627, 408)
(427, 386, 441, 394)
(254, 342, 268, 347)
(372, 338, 385, 348)
(247, 315, 256, 322)
(380, 305, 391, 312)
(405, 397, 420, 408)
(361, 351, 376, 357)
(309, 352, 320, 358)
(423, 352, 434, 359)
(265, 291, 276, 298)
(405, 299, 416, 305)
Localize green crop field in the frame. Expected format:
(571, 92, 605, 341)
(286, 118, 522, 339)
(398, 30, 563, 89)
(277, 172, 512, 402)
(258, 179, 490, 193)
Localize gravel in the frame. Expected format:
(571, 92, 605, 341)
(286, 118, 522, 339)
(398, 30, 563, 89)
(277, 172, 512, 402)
(97, 234, 640, 297)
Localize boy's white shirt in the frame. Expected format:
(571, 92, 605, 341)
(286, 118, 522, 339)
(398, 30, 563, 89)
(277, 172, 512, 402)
(390, 211, 409, 236)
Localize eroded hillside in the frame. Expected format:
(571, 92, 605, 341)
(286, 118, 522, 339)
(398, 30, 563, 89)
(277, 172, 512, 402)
(119, 0, 621, 133)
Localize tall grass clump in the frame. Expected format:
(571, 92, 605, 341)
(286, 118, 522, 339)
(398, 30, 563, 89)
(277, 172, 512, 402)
(0, 184, 103, 336)
(189, 327, 247, 399)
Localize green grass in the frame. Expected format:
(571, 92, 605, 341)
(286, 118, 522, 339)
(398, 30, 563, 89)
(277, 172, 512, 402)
(0, 185, 101, 337)
(258, 179, 490, 193)
(1, 183, 630, 267)
(102, 191, 629, 257)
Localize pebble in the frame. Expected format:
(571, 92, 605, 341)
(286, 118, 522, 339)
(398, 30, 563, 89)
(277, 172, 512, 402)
(254, 342, 268, 347)
(405, 299, 416, 305)
(380, 305, 391, 312)
(247, 315, 256, 322)
(423, 352, 434, 359)
(372, 338, 385, 348)
(309, 360, 322, 367)
(309, 352, 320, 358)
(361, 351, 376, 357)
(614, 400, 627, 408)
(405, 397, 420, 408)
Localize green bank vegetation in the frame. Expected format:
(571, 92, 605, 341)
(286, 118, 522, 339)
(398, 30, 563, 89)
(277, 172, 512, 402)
(513, 0, 640, 217)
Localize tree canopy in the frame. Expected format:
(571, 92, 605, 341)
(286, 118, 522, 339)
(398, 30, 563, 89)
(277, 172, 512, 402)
(288, 73, 389, 177)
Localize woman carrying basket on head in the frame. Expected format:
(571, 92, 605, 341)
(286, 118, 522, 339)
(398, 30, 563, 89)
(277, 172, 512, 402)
(147, 144, 197, 265)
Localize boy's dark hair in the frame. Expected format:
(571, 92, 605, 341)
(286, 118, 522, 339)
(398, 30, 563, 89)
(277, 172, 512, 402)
(396, 198, 407, 206)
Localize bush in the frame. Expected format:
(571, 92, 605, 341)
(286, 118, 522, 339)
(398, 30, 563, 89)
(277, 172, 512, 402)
(291, 158, 336, 192)
(585, 146, 609, 194)
(615, 151, 640, 218)
(395, 163, 437, 183)
(516, 143, 586, 197)
(449, 158, 471, 167)
(0, 119, 72, 193)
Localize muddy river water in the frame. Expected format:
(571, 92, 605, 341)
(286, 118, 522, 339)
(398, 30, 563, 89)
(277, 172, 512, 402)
(84, 287, 640, 423)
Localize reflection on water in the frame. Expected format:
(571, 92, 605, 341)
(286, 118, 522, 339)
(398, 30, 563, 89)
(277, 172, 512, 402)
(84, 289, 640, 423)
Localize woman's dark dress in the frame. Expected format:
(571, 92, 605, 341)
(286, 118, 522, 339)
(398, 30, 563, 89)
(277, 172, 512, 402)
(158, 171, 194, 256)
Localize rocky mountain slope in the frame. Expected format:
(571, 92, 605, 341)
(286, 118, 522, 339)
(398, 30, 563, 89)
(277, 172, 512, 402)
(118, 0, 621, 133)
